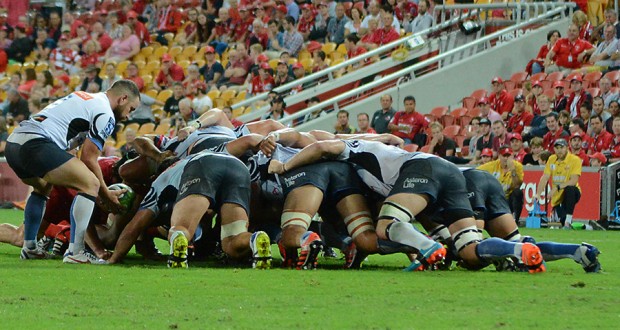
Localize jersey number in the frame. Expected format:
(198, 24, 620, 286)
(74, 91, 93, 101)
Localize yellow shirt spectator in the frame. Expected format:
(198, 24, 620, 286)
(477, 158, 524, 198)
(543, 153, 582, 207)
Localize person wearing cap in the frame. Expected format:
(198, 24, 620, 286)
(232, 6, 253, 43)
(565, 76, 592, 118)
(6, 21, 32, 63)
(49, 34, 81, 74)
(473, 117, 494, 164)
(273, 59, 294, 88)
(535, 138, 582, 228)
(542, 112, 570, 151)
(199, 46, 225, 90)
(298, 4, 315, 40)
(479, 147, 493, 164)
(488, 77, 514, 117)
(79, 65, 103, 92)
(569, 131, 590, 166)
(388, 95, 429, 145)
(545, 24, 594, 73)
(126, 10, 149, 47)
(589, 114, 614, 154)
(527, 81, 544, 116)
(607, 117, 620, 162)
(153, 53, 185, 91)
(507, 94, 534, 135)
(477, 97, 502, 123)
(249, 62, 275, 96)
(509, 133, 527, 163)
(478, 144, 525, 222)
(589, 152, 608, 167)
(552, 81, 568, 112)
(326, 3, 350, 45)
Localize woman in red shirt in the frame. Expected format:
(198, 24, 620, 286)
(526, 29, 560, 75)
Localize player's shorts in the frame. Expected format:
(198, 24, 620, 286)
(177, 154, 251, 214)
(463, 169, 511, 221)
(390, 157, 474, 225)
(279, 161, 363, 204)
(5, 134, 73, 179)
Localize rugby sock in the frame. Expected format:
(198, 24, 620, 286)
(565, 215, 573, 227)
(376, 239, 416, 255)
(23, 192, 47, 249)
(535, 242, 579, 262)
(385, 222, 436, 251)
(475, 238, 522, 260)
(69, 193, 96, 254)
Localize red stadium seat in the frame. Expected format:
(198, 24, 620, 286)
(420, 145, 431, 153)
(603, 70, 620, 86)
(546, 71, 564, 82)
(529, 72, 547, 83)
(540, 79, 553, 91)
(403, 144, 419, 152)
(509, 88, 523, 99)
(584, 71, 602, 88)
(503, 80, 516, 92)
(470, 88, 487, 101)
(509, 71, 528, 87)
(566, 72, 583, 82)
(543, 89, 556, 100)
(454, 135, 466, 148)
(587, 87, 600, 98)
(450, 107, 469, 125)
(468, 107, 482, 117)
(441, 114, 455, 126)
(442, 125, 461, 139)
(430, 106, 449, 119)
(462, 96, 477, 110)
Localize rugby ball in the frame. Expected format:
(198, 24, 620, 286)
(108, 183, 136, 211)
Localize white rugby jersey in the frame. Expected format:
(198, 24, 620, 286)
(139, 155, 189, 215)
(154, 125, 237, 156)
(171, 128, 235, 158)
(336, 140, 436, 196)
(14, 91, 115, 151)
(246, 144, 299, 201)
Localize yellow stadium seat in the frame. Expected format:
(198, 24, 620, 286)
(140, 46, 154, 57)
(268, 58, 279, 70)
(138, 122, 156, 135)
(207, 90, 221, 102)
(116, 60, 130, 76)
(298, 50, 311, 61)
(133, 60, 146, 70)
(153, 46, 169, 59)
(35, 62, 48, 72)
(146, 60, 161, 73)
(221, 89, 237, 105)
(7, 63, 22, 75)
(300, 58, 313, 73)
(21, 62, 35, 71)
(168, 46, 183, 58)
(214, 98, 226, 108)
(145, 89, 158, 99)
(164, 33, 175, 45)
(232, 107, 244, 118)
(69, 75, 82, 88)
(182, 45, 198, 58)
(132, 54, 146, 63)
(123, 122, 140, 134)
(157, 89, 173, 103)
(154, 122, 171, 135)
(288, 58, 297, 65)
(322, 42, 336, 55)
(194, 59, 205, 67)
(336, 44, 347, 55)
(142, 74, 153, 89)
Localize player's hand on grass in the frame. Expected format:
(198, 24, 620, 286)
(268, 160, 285, 174)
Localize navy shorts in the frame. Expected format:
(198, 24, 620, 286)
(390, 157, 474, 225)
(279, 161, 363, 204)
(463, 169, 511, 221)
(5, 137, 73, 179)
(177, 154, 251, 214)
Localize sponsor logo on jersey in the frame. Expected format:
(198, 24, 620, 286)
(101, 118, 115, 139)
(467, 191, 475, 199)
(403, 177, 428, 188)
(283, 172, 306, 187)
(179, 178, 201, 194)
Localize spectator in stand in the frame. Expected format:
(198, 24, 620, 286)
(124, 63, 145, 92)
(30, 70, 54, 101)
(583, 24, 617, 68)
(90, 22, 113, 55)
(126, 10, 150, 47)
(361, 10, 400, 49)
(31, 28, 54, 63)
(478, 144, 525, 222)
(606, 100, 620, 133)
(163, 82, 186, 116)
(477, 97, 502, 123)
(154, 54, 185, 91)
(273, 60, 293, 88)
(223, 106, 244, 128)
(507, 94, 534, 135)
(49, 35, 81, 74)
(360, 1, 381, 34)
(182, 64, 202, 97)
(464, 117, 482, 160)
(579, 103, 592, 131)
(607, 117, 620, 162)
(105, 11, 123, 40)
(273, 16, 304, 57)
(155, 0, 182, 45)
(290, 63, 308, 93)
(480, 147, 493, 164)
(247, 19, 269, 50)
(355, 113, 376, 134)
(78, 65, 103, 92)
(565, 76, 592, 118)
(545, 23, 594, 74)
(427, 122, 456, 158)
(360, 18, 379, 45)
(284, 0, 300, 22)
(178, 98, 199, 123)
(0, 116, 7, 156)
(118, 128, 137, 158)
(47, 11, 62, 43)
(387, 95, 429, 145)
(220, 46, 252, 91)
(589, 114, 614, 154)
(232, 6, 253, 44)
(526, 81, 544, 115)
(0, 25, 12, 50)
(334, 109, 355, 134)
(523, 137, 545, 165)
(589, 152, 607, 167)
(527, 29, 560, 75)
(472, 118, 494, 164)
(371, 94, 397, 134)
(569, 132, 590, 166)
(76, 39, 101, 70)
(344, 34, 367, 70)
(552, 81, 568, 112)
(599, 78, 618, 109)
(407, 0, 433, 34)
(199, 46, 224, 91)
(17, 68, 36, 99)
(67, 22, 90, 52)
(125, 92, 160, 125)
(591, 96, 611, 123)
(208, 8, 233, 55)
(309, 1, 330, 42)
(51, 74, 72, 99)
(488, 77, 514, 119)
(181, 7, 199, 45)
(193, 12, 215, 48)
(559, 109, 572, 131)
(7, 22, 32, 63)
(509, 133, 527, 163)
(327, 3, 350, 45)
(249, 62, 275, 97)
(4, 88, 28, 124)
(569, 118, 592, 151)
(535, 138, 582, 228)
(302, 96, 327, 124)
(527, 94, 554, 139)
(491, 120, 510, 157)
(101, 62, 121, 92)
(543, 112, 570, 151)
(573, 10, 592, 41)
(105, 24, 140, 63)
(265, 19, 284, 58)
(253, 5, 271, 26)
(298, 4, 315, 41)
(262, 95, 287, 120)
(312, 49, 329, 73)
(192, 82, 213, 115)
(344, 7, 364, 36)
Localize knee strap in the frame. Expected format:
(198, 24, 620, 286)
(221, 220, 248, 239)
(281, 211, 312, 230)
(344, 211, 374, 240)
(378, 201, 414, 223)
(452, 225, 483, 253)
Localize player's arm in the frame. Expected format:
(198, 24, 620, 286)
(226, 134, 266, 157)
(535, 172, 551, 203)
(81, 138, 124, 213)
(188, 108, 234, 130)
(269, 140, 346, 174)
(108, 209, 156, 264)
(134, 136, 174, 163)
(335, 133, 404, 147)
(560, 174, 580, 189)
(258, 129, 318, 156)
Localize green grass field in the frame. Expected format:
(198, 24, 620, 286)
(0, 208, 618, 329)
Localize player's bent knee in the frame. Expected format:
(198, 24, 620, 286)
(221, 220, 248, 239)
(353, 231, 378, 253)
(281, 211, 312, 230)
(378, 201, 413, 223)
(452, 225, 483, 255)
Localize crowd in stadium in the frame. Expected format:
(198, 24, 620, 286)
(0, 1, 609, 273)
